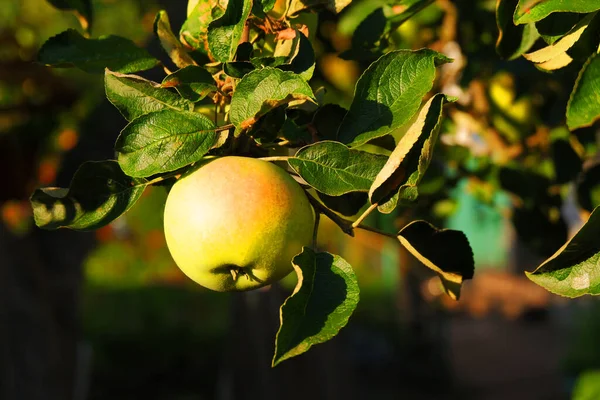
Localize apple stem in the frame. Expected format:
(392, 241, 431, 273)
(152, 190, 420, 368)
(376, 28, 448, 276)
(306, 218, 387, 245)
(312, 211, 320, 248)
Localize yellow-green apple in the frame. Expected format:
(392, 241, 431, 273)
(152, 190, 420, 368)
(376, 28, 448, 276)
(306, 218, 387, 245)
(163, 156, 314, 292)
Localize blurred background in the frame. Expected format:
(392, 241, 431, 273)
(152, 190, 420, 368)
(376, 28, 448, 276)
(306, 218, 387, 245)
(2, 0, 600, 399)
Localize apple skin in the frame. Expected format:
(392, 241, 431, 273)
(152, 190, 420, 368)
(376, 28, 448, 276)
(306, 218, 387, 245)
(163, 156, 314, 292)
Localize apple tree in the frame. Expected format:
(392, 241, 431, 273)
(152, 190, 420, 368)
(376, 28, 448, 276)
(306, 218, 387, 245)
(30, 0, 600, 367)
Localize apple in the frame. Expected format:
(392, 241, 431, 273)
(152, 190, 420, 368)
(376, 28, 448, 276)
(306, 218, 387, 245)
(163, 156, 314, 292)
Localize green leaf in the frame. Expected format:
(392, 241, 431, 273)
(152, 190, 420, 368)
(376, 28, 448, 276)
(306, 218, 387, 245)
(46, 0, 92, 31)
(369, 94, 450, 214)
(316, 192, 368, 217)
(161, 65, 217, 102)
(223, 61, 255, 78)
(229, 67, 315, 129)
(514, 0, 600, 24)
(38, 29, 159, 74)
(287, 0, 352, 16)
(398, 220, 474, 300)
(252, 0, 276, 16)
(288, 141, 389, 196)
(115, 110, 218, 178)
(154, 10, 196, 69)
(207, 0, 252, 63)
(567, 53, 600, 130)
(526, 206, 600, 298)
(30, 161, 145, 231)
(572, 370, 600, 400)
(523, 12, 596, 71)
(496, 0, 539, 60)
(338, 49, 451, 147)
(105, 70, 194, 122)
(180, 0, 223, 52)
(273, 248, 359, 366)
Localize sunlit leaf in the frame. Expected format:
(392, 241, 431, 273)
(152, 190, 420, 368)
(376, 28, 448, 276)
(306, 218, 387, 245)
(38, 29, 159, 73)
(273, 248, 359, 366)
(229, 68, 315, 129)
(154, 10, 196, 69)
(398, 220, 474, 300)
(338, 49, 451, 147)
(105, 70, 194, 121)
(567, 53, 600, 130)
(287, 0, 352, 16)
(207, 0, 252, 62)
(523, 12, 596, 71)
(527, 206, 600, 298)
(116, 110, 218, 178)
(369, 94, 450, 213)
(31, 161, 145, 231)
(514, 0, 600, 25)
(288, 141, 389, 196)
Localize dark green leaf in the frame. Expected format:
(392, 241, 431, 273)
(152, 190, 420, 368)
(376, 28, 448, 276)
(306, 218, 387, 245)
(30, 161, 145, 231)
(207, 0, 252, 63)
(316, 192, 368, 217)
(398, 220, 474, 300)
(536, 12, 581, 44)
(526, 206, 600, 298)
(38, 29, 159, 73)
(105, 70, 194, 121)
(514, 0, 600, 24)
(496, 0, 539, 60)
(161, 65, 217, 102)
(115, 110, 218, 178)
(154, 10, 196, 69)
(289, 141, 389, 196)
(230, 68, 315, 129)
(369, 94, 450, 214)
(46, 0, 92, 31)
(567, 53, 600, 130)
(223, 61, 255, 78)
(273, 248, 359, 366)
(338, 49, 451, 147)
(278, 31, 316, 81)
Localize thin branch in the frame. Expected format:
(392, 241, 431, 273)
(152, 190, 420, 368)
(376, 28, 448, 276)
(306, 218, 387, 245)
(260, 156, 291, 162)
(305, 192, 354, 236)
(355, 224, 397, 239)
(215, 123, 234, 132)
(351, 203, 378, 228)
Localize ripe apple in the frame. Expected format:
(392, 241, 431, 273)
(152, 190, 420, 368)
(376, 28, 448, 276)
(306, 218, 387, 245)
(163, 156, 314, 292)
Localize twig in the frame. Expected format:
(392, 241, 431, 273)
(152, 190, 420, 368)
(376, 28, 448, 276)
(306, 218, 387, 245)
(260, 156, 290, 162)
(305, 192, 354, 236)
(351, 203, 378, 228)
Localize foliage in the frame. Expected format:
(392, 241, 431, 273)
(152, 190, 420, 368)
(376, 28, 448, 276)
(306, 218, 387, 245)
(29, 0, 600, 367)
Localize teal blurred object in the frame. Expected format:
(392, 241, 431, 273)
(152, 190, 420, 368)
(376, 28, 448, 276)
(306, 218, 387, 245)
(446, 178, 512, 270)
